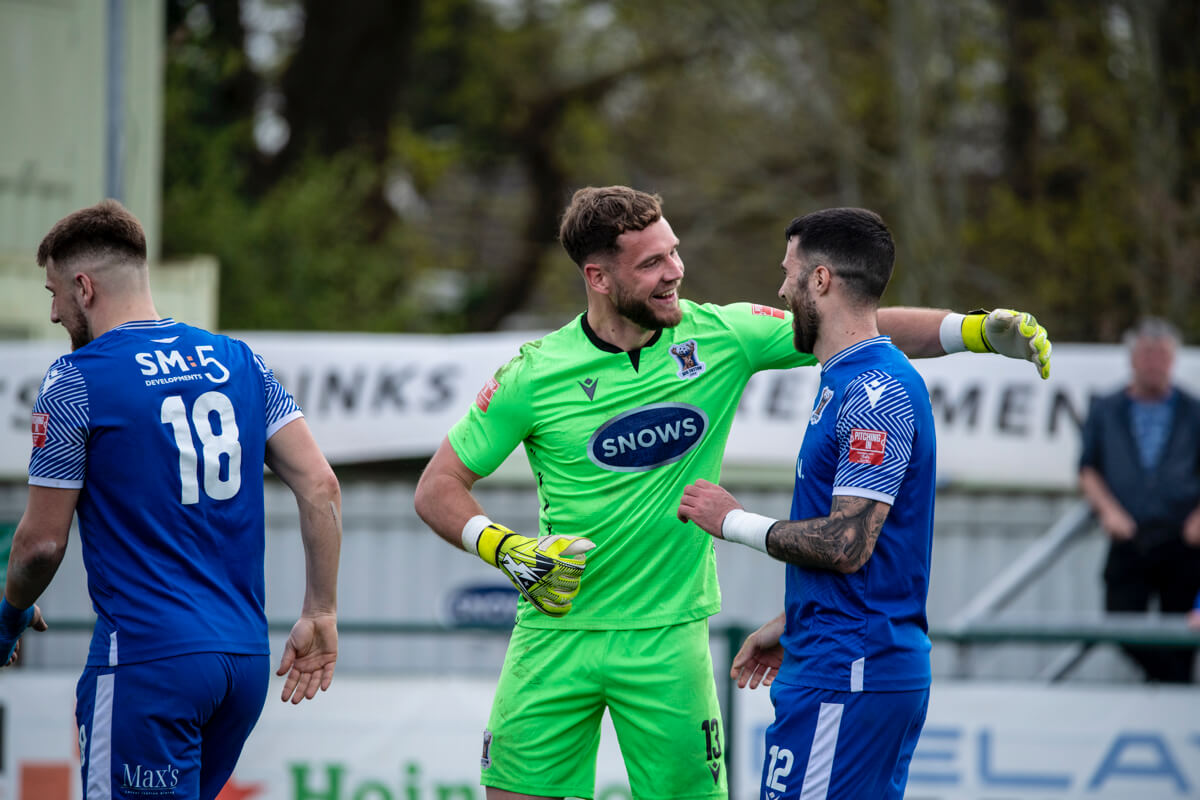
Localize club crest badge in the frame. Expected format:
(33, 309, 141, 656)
(669, 339, 706, 379)
(481, 729, 493, 768)
(810, 386, 834, 425)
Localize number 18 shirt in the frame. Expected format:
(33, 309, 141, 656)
(777, 336, 937, 692)
(27, 319, 301, 667)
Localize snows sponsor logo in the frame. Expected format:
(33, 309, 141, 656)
(588, 403, 708, 472)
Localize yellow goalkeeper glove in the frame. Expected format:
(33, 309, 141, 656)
(475, 523, 595, 617)
(961, 308, 1052, 380)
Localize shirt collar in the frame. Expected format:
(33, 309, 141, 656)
(110, 318, 176, 332)
(821, 335, 891, 373)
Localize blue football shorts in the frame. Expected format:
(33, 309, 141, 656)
(758, 682, 929, 800)
(75, 652, 270, 800)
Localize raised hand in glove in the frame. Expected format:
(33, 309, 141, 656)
(476, 523, 595, 617)
(961, 308, 1052, 380)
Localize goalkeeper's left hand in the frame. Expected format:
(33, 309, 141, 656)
(962, 309, 1052, 380)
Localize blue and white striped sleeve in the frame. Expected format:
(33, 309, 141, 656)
(28, 358, 90, 489)
(254, 353, 303, 439)
(832, 370, 915, 504)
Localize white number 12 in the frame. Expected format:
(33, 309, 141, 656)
(766, 744, 794, 792)
(160, 391, 242, 504)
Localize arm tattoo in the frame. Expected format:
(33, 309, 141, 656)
(765, 495, 890, 572)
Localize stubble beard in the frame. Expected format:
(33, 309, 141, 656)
(613, 285, 683, 331)
(790, 291, 820, 355)
(62, 303, 93, 351)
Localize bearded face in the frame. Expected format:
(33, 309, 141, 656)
(45, 263, 94, 351)
(788, 279, 820, 355)
(779, 238, 821, 355)
(58, 294, 94, 351)
(611, 276, 684, 330)
(604, 217, 686, 331)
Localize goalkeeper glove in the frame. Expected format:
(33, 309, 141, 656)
(466, 519, 595, 617)
(0, 598, 34, 666)
(954, 309, 1052, 380)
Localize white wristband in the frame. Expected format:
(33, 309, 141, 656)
(721, 509, 777, 554)
(461, 514, 493, 557)
(938, 312, 967, 354)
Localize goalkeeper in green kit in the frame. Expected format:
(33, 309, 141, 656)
(413, 186, 1051, 800)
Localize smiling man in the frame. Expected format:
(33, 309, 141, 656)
(413, 185, 1052, 800)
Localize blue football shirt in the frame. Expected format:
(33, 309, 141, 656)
(27, 319, 301, 666)
(776, 336, 936, 692)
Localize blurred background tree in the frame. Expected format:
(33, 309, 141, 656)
(161, 0, 1200, 341)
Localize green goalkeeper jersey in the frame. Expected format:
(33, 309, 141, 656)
(449, 300, 816, 629)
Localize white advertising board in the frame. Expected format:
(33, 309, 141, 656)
(1, 333, 1197, 488)
(1, 673, 1197, 799)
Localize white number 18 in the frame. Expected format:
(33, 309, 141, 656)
(160, 391, 242, 504)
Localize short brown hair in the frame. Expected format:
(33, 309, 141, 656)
(558, 186, 663, 267)
(37, 199, 147, 269)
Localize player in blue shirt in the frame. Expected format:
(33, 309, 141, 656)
(679, 207, 949, 799)
(0, 200, 343, 800)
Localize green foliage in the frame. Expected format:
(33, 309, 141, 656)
(159, 0, 1200, 342)
(165, 146, 458, 331)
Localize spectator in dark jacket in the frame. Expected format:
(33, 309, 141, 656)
(1079, 317, 1200, 683)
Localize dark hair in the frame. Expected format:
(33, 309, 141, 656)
(36, 199, 147, 269)
(558, 186, 663, 267)
(784, 207, 895, 304)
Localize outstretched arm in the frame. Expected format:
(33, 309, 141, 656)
(879, 307, 1052, 379)
(1, 486, 73, 665)
(877, 307, 952, 357)
(265, 418, 342, 704)
(679, 480, 889, 573)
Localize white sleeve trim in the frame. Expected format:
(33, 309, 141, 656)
(29, 476, 84, 490)
(265, 410, 304, 440)
(832, 486, 895, 505)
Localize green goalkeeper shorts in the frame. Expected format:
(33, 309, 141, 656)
(480, 618, 727, 799)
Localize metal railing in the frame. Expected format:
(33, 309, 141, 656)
(13, 498, 1200, 790)
(938, 499, 1200, 681)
